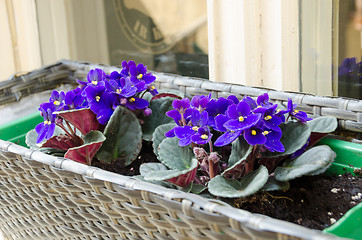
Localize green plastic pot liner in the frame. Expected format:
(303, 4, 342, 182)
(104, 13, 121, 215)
(0, 113, 361, 239)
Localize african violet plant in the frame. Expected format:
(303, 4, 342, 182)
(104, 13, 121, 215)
(26, 61, 178, 167)
(26, 60, 338, 199)
(141, 93, 338, 197)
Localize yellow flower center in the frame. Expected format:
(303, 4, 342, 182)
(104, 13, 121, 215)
(95, 96, 100, 102)
(150, 85, 155, 90)
(44, 120, 49, 125)
(264, 115, 272, 120)
(92, 80, 98, 85)
(294, 110, 299, 113)
(192, 126, 199, 131)
(239, 116, 244, 122)
(263, 131, 269, 135)
(116, 88, 122, 94)
(201, 134, 208, 140)
(276, 109, 281, 113)
(137, 74, 143, 79)
(129, 98, 135, 102)
(53, 100, 60, 106)
(251, 130, 257, 135)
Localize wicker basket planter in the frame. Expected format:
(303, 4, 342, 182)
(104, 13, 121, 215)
(0, 60, 361, 240)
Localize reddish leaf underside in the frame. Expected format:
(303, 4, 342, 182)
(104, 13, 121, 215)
(42, 135, 83, 151)
(151, 93, 182, 101)
(166, 167, 198, 187)
(58, 109, 100, 135)
(65, 141, 104, 165)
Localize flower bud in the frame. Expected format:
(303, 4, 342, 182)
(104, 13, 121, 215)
(143, 108, 152, 116)
(55, 117, 63, 124)
(208, 152, 220, 163)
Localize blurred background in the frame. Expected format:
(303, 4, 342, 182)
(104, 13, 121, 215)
(0, 0, 361, 100)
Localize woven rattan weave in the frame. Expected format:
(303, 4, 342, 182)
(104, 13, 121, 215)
(0, 60, 358, 240)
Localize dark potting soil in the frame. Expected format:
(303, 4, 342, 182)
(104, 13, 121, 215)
(234, 173, 362, 230)
(94, 142, 362, 230)
(93, 140, 158, 176)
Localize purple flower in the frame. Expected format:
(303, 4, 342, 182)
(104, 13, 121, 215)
(263, 128, 285, 152)
(122, 96, 149, 110)
(244, 127, 266, 145)
(49, 91, 65, 110)
(87, 68, 106, 87)
(257, 93, 272, 106)
(105, 77, 137, 98)
(214, 114, 242, 146)
(191, 94, 211, 111)
(147, 84, 159, 96)
(174, 126, 195, 146)
(191, 127, 213, 145)
(224, 102, 261, 131)
(83, 85, 117, 122)
(286, 98, 312, 122)
(206, 97, 234, 128)
(35, 103, 56, 143)
(129, 62, 156, 85)
(64, 87, 87, 110)
(256, 104, 283, 131)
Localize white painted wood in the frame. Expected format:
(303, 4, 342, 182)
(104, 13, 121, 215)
(207, 0, 300, 92)
(36, 0, 71, 65)
(0, 0, 41, 81)
(0, 0, 16, 80)
(301, 0, 333, 96)
(207, 0, 246, 85)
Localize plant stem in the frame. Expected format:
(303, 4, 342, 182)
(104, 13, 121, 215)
(245, 145, 258, 174)
(57, 123, 72, 137)
(180, 112, 187, 126)
(208, 140, 215, 179)
(64, 120, 76, 137)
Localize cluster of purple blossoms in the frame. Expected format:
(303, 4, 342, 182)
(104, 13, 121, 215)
(35, 61, 157, 143)
(166, 93, 312, 152)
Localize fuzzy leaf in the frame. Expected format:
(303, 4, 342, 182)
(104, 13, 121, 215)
(152, 123, 177, 158)
(132, 175, 175, 188)
(208, 165, 269, 198)
(274, 145, 336, 181)
(263, 121, 311, 158)
(182, 183, 207, 194)
(158, 137, 194, 170)
(96, 106, 142, 165)
(228, 137, 251, 166)
(307, 116, 338, 133)
(144, 158, 198, 187)
(65, 130, 105, 165)
(261, 177, 290, 192)
(141, 97, 176, 141)
(140, 162, 169, 177)
(222, 144, 253, 179)
(57, 108, 100, 135)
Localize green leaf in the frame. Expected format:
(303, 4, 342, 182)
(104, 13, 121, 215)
(222, 144, 252, 179)
(274, 145, 336, 181)
(96, 106, 142, 165)
(261, 177, 290, 192)
(158, 137, 194, 170)
(152, 123, 177, 158)
(208, 165, 269, 198)
(139, 162, 169, 177)
(144, 158, 198, 182)
(263, 121, 311, 158)
(228, 137, 251, 167)
(182, 183, 207, 194)
(307, 116, 338, 133)
(141, 97, 175, 141)
(132, 175, 175, 189)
